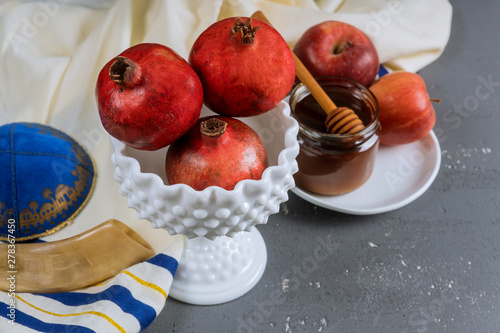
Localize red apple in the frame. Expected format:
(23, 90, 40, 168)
(293, 21, 379, 87)
(369, 71, 436, 145)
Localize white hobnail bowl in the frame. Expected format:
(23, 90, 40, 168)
(111, 102, 299, 305)
(110, 101, 299, 240)
(110, 101, 299, 305)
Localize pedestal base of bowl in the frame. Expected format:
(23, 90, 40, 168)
(169, 228, 267, 305)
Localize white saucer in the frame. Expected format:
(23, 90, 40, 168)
(291, 131, 441, 215)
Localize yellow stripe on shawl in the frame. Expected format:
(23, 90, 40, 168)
(16, 295, 126, 333)
(122, 270, 167, 299)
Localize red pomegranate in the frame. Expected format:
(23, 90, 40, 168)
(188, 17, 295, 117)
(165, 116, 269, 191)
(96, 43, 203, 151)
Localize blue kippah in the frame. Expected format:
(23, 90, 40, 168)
(0, 123, 96, 241)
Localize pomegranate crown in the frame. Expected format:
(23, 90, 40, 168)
(108, 56, 142, 89)
(231, 17, 261, 45)
(201, 118, 227, 138)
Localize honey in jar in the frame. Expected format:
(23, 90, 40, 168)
(289, 76, 381, 195)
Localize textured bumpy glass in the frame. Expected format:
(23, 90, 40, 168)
(290, 76, 381, 195)
(110, 101, 300, 304)
(110, 101, 299, 240)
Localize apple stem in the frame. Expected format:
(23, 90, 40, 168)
(430, 98, 442, 104)
(333, 41, 352, 55)
(231, 17, 261, 45)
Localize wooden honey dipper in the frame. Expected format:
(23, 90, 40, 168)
(251, 11, 365, 134)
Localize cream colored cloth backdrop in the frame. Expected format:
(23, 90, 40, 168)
(0, 0, 452, 251)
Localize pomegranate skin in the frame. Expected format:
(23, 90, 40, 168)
(189, 17, 295, 117)
(96, 43, 203, 151)
(165, 116, 269, 191)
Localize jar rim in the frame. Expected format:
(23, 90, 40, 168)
(290, 75, 380, 140)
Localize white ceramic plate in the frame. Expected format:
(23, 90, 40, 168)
(291, 131, 441, 215)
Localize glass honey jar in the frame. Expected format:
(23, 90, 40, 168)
(289, 76, 381, 195)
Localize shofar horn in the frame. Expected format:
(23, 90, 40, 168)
(0, 219, 155, 293)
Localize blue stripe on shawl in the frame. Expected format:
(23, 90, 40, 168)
(37, 285, 156, 331)
(0, 300, 95, 333)
(378, 64, 389, 77)
(146, 253, 178, 276)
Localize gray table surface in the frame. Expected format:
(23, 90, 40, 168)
(144, 1, 500, 332)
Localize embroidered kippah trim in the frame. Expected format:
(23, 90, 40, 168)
(0, 123, 97, 242)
